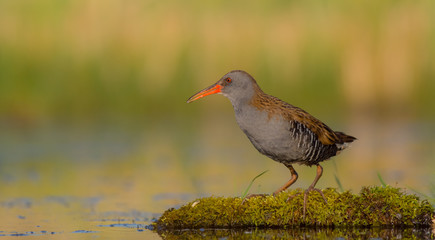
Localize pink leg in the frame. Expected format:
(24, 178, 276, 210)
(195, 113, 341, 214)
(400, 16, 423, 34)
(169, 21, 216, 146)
(303, 164, 327, 219)
(273, 164, 298, 195)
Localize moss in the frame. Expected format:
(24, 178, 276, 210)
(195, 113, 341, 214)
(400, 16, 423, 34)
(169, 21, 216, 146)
(155, 186, 433, 230)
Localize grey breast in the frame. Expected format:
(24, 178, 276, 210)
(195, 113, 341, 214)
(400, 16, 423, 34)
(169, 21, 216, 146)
(234, 105, 307, 163)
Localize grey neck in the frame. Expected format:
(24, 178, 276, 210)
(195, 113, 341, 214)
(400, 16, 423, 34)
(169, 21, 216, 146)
(223, 84, 256, 112)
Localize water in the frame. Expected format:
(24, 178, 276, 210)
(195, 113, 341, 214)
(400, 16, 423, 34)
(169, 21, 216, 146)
(1, 195, 433, 239)
(0, 118, 434, 239)
(157, 228, 434, 239)
(0, 196, 156, 238)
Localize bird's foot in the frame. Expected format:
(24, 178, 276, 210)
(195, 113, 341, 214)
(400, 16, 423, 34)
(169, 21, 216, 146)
(286, 192, 302, 202)
(241, 193, 268, 204)
(303, 187, 327, 220)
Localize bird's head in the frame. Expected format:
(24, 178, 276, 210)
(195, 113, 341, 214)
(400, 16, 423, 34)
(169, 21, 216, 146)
(187, 70, 259, 104)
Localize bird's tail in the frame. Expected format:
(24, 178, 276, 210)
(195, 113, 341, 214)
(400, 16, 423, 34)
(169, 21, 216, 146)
(335, 131, 356, 143)
(334, 131, 356, 153)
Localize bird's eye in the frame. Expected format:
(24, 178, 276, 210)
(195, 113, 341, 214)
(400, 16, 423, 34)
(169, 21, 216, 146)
(225, 77, 232, 83)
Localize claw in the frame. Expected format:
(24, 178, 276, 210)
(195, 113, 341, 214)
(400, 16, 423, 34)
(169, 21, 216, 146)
(303, 187, 328, 220)
(314, 188, 328, 204)
(286, 191, 302, 202)
(241, 193, 268, 204)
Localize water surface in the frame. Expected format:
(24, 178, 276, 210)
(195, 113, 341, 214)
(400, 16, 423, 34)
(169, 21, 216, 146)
(0, 120, 434, 239)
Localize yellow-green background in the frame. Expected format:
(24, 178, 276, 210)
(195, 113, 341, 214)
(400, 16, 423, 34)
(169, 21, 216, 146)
(0, 0, 434, 237)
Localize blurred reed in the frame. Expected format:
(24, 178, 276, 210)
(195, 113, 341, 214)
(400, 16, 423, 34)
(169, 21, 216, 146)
(0, 0, 434, 128)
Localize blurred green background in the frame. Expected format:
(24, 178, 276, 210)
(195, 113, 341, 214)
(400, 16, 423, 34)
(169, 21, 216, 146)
(1, 0, 434, 125)
(0, 0, 434, 231)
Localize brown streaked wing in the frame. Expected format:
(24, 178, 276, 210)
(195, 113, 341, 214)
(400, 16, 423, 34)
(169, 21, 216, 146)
(284, 107, 340, 145)
(250, 92, 340, 146)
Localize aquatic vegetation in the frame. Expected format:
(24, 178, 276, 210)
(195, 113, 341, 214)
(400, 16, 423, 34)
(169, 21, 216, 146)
(155, 186, 433, 230)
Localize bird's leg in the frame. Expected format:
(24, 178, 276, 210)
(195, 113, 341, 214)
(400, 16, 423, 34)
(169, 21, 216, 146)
(303, 164, 327, 219)
(241, 193, 268, 204)
(243, 164, 298, 203)
(274, 164, 298, 195)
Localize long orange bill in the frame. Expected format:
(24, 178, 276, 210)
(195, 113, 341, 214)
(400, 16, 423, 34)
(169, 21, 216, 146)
(186, 84, 222, 103)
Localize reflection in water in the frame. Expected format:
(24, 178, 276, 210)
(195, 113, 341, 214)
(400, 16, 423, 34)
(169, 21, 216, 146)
(0, 122, 433, 239)
(158, 227, 434, 240)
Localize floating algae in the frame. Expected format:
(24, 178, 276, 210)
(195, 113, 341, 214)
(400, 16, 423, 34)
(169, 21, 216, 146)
(155, 186, 433, 230)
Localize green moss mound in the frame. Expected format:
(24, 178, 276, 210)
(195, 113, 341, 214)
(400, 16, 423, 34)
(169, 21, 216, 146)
(155, 186, 433, 230)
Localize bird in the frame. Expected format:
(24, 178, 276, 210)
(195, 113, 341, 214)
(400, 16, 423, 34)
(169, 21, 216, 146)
(187, 70, 356, 217)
